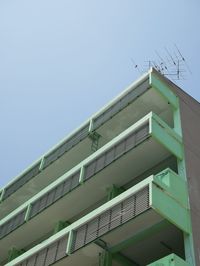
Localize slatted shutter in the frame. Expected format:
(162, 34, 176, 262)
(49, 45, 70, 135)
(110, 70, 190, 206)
(55, 237, 68, 261)
(35, 249, 47, 266)
(125, 133, 136, 151)
(115, 141, 125, 160)
(71, 186, 149, 253)
(122, 195, 136, 223)
(26, 255, 36, 266)
(3, 163, 41, 200)
(46, 189, 56, 207)
(105, 149, 115, 166)
(84, 161, 96, 180)
(98, 210, 110, 236)
(85, 217, 99, 244)
(44, 242, 57, 265)
(72, 225, 87, 252)
(0, 209, 26, 239)
(84, 123, 149, 182)
(62, 178, 71, 195)
(38, 194, 48, 213)
(43, 124, 89, 169)
(110, 204, 122, 230)
(135, 124, 149, 145)
(95, 154, 106, 173)
(29, 171, 80, 219)
(93, 78, 149, 129)
(54, 183, 64, 202)
(17, 235, 68, 266)
(70, 173, 80, 190)
(135, 186, 149, 215)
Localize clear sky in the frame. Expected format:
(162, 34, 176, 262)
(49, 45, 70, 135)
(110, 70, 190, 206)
(0, 0, 200, 187)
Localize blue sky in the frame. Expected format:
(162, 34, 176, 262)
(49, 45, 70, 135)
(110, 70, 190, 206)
(0, 0, 200, 187)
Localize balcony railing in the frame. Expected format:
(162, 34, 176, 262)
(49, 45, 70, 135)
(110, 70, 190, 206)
(0, 112, 184, 266)
(0, 117, 149, 241)
(0, 76, 149, 204)
(16, 235, 69, 266)
(71, 186, 149, 253)
(5, 168, 189, 266)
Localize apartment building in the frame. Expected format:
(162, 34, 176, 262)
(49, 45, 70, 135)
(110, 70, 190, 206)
(0, 68, 200, 266)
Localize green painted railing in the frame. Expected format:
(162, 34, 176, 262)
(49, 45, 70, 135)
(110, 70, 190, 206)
(5, 168, 189, 265)
(0, 112, 183, 242)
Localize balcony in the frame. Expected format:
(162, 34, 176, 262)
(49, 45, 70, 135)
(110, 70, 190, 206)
(0, 72, 174, 219)
(0, 112, 183, 264)
(4, 169, 190, 266)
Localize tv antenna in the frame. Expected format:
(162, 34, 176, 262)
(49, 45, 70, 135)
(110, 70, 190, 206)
(130, 58, 143, 75)
(131, 45, 191, 82)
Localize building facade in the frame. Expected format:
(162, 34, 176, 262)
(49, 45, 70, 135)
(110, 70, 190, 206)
(0, 68, 200, 266)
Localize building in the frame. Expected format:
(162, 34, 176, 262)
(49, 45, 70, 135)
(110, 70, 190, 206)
(0, 68, 200, 266)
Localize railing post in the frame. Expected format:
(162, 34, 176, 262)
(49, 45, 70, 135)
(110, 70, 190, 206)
(25, 204, 32, 222)
(39, 157, 45, 171)
(0, 188, 5, 202)
(99, 250, 112, 266)
(79, 166, 85, 184)
(66, 230, 74, 255)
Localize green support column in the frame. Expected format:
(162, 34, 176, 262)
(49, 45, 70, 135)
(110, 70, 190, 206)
(8, 248, 25, 262)
(150, 71, 195, 265)
(53, 220, 70, 234)
(166, 86, 195, 265)
(107, 185, 124, 201)
(173, 106, 195, 266)
(99, 250, 112, 266)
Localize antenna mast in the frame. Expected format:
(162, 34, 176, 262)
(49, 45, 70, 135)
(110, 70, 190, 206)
(131, 45, 191, 82)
